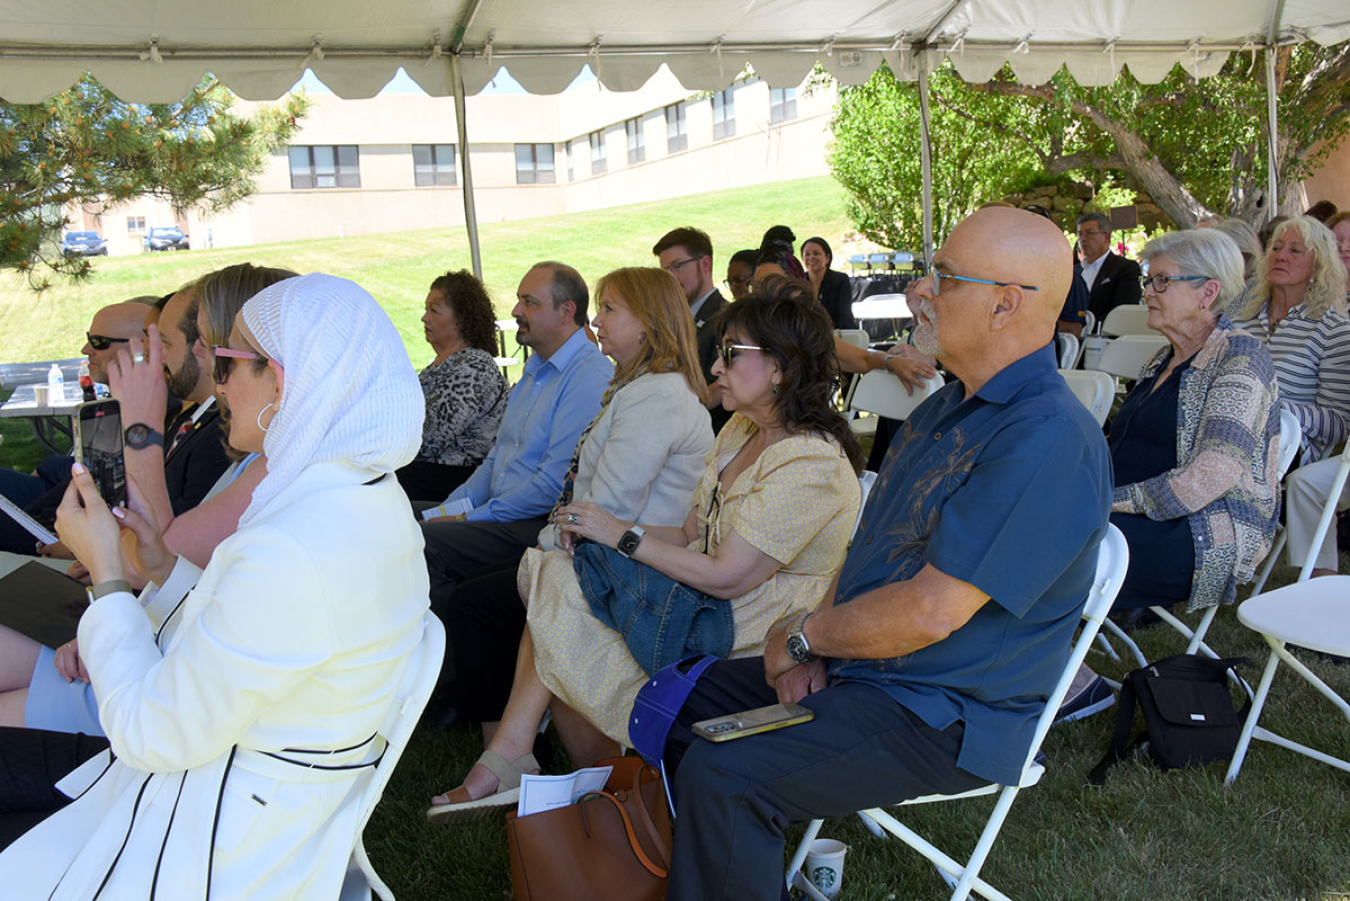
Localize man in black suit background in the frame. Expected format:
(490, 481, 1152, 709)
(1077, 212, 1143, 325)
(653, 226, 731, 434)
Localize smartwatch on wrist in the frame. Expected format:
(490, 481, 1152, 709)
(617, 524, 645, 558)
(786, 612, 815, 664)
(124, 422, 164, 451)
(88, 579, 132, 601)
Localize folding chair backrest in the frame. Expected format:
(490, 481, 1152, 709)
(834, 328, 869, 349)
(850, 293, 911, 321)
(1056, 332, 1080, 370)
(343, 612, 446, 901)
(849, 370, 944, 421)
(1275, 408, 1301, 480)
(851, 470, 878, 540)
(1091, 335, 1169, 380)
(1014, 524, 1128, 780)
(1059, 369, 1114, 427)
(1100, 304, 1156, 337)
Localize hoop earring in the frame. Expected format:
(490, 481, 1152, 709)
(257, 402, 276, 432)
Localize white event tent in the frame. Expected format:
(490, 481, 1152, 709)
(2, 0, 1347, 272)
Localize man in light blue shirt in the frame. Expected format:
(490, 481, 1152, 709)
(421, 261, 612, 588)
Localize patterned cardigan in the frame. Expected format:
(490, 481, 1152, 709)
(1112, 315, 1280, 610)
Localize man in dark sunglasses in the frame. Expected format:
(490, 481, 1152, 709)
(79, 300, 159, 385)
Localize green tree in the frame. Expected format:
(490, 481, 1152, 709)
(830, 43, 1350, 249)
(827, 62, 1046, 253)
(0, 74, 308, 289)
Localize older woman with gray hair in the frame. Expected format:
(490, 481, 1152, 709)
(1235, 215, 1350, 464)
(1107, 228, 1280, 626)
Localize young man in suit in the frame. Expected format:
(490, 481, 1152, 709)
(1078, 212, 1143, 323)
(653, 226, 731, 434)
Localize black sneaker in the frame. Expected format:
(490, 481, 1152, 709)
(1054, 668, 1115, 725)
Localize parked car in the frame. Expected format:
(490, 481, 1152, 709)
(144, 226, 190, 252)
(61, 231, 108, 257)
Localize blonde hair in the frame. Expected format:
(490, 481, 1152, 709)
(1240, 216, 1349, 320)
(594, 267, 710, 404)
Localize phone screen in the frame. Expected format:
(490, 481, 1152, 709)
(75, 400, 127, 508)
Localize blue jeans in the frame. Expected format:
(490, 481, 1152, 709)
(573, 541, 733, 676)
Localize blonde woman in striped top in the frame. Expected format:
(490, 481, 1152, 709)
(1236, 215, 1350, 464)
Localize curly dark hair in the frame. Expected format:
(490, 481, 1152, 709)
(714, 275, 864, 475)
(428, 270, 498, 354)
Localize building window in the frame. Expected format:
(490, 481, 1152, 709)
(625, 118, 646, 165)
(665, 103, 688, 153)
(567, 141, 574, 182)
(412, 144, 457, 186)
(770, 88, 798, 123)
(289, 145, 361, 189)
(126, 216, 146, 234)
(515, 143, 556, 184)
(712, 88, 736, 140)
(590, 131, 607, 175)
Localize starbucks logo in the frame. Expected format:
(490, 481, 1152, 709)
(811, 865, 838, 891)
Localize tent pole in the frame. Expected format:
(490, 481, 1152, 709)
(1263, 49, 1279, 222)
(917, 50, 935, 266)
(451, 52, 483, 279)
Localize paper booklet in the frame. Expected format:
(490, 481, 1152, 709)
(517, 765, 614, 818)
(420, 496, 473, 521)
(0, 494, 58, 545)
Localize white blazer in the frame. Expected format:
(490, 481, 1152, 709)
(0, 461, 431, 900)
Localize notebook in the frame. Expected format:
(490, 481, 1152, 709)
(0, 561, 89, 648)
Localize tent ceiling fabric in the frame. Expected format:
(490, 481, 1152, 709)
(0, 1, 1345, 102)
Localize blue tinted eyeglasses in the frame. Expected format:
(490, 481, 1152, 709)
(928, 270, 1040, 296)
(1140, 274, 1211, 293)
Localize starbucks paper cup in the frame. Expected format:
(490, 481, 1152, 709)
(804, 838, 848, 899)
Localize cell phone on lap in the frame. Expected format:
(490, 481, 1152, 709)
(692, 702, 815, 742)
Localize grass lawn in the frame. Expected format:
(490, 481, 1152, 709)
(0, 176, 851, 368)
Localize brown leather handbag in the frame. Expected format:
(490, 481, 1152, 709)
(505, 755, 672, 901)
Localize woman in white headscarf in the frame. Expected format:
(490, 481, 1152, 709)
(0, 274, 432, 900)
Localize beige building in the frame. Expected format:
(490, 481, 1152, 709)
(70, 69, 836, 255)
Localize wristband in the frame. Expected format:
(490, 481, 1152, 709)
(88, 579, 132, 601)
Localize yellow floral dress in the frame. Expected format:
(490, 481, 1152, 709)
(523, 414, 861, 745)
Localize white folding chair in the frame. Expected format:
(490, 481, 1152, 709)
(1087, 335, 1169, 381)
(1055, 332, 1079, 370)
(1100, 408, 1303, 670)
(785, 525, 1128, 901)
(1250, 427, 1346, 595)
(1058, 369, 1113, 427)
(1225, 575, 1350, 784)
(1100, 304, 1156, 337)
(848, 370, 945, 437)
(339, 613, 446, 901)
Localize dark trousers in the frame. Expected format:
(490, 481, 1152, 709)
(421, 517, 544, 720)
(0, 728, 108, 851)
(437, 565, 528, 723)
(395, 461, 476, 505)
(664, 658, 986, 901)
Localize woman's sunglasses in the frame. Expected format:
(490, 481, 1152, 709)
(86, 332, 131, 351)
(716, 342, 767, 367)
(211, 346, 266, 384)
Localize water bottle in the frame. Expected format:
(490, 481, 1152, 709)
(46, 363, 65, 405)
(78, 360, 96, 402)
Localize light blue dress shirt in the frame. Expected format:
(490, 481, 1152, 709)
(447, 327, 613, 522)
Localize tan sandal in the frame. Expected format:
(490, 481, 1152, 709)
(425, 749, 540, 824)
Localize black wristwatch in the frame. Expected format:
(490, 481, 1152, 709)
(786, 612, 814, 664)
(617, 525, 645, 558)
(124, 422, 164, 450)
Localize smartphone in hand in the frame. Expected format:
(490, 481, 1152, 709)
(73, 399, 127, 509)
